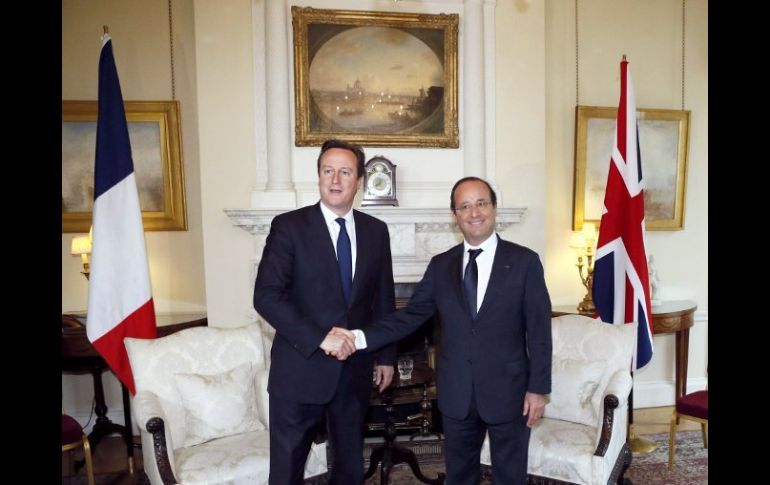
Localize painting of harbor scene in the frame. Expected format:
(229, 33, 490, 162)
(310, 26, 443, 134)
(293, 8, 459, 147)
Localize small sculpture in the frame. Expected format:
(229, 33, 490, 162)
(648, 254, 660, 302)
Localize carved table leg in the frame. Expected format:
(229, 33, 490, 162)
(390, 446, 445, 484)
(364, 446, 385, 479)
(121, 383, 135, 473)
(76, 366, 128, 472)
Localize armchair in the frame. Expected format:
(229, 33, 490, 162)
(125, 324, 327, 484)
(481, 315, 636, 485)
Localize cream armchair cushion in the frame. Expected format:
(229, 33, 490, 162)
(546, 357, 606, 426)
(481, 315, 636, 485)
(174, 362, 266, 447)
(126, 323, 327, 485)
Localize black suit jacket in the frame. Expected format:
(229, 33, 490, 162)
(364, 236, 552, 423)
(254, 203, 397, 404)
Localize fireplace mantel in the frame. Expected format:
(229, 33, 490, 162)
(226, 206, 526, 282)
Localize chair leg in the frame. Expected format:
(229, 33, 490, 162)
(701, 422, 708, 449)
(82, 435, 95, 485)
(668, 409, 677, 469)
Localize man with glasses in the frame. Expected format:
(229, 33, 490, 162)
(254, 139, 397, 484)
(335, 176, 552, 485)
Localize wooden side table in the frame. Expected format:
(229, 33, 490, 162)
(364, 366, 445, 484)
(648, 300, 697, 400)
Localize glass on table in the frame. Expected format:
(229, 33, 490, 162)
(397, 356, 414, 380)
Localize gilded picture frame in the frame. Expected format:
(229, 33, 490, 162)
(62, 100, 187, 232)
(573, 106, 690, 231)
(292, 6, 459, 148)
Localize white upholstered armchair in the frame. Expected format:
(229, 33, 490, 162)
(481, 315, 636, 485)
(125, 324, 327, 485)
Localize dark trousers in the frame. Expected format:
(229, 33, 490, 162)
(269, 362, 367, 485)
(442, 392, 531, 485)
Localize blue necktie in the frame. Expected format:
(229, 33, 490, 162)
(463, 249, 483, 320)
(336, 218, 352, 305)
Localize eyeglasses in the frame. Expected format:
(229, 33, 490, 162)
(455, 200, 493, 214)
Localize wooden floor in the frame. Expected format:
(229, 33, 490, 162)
(62, 406, 701, 483)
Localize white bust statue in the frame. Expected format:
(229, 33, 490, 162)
(648, 254, 660, 301)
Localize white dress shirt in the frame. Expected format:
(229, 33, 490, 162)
(353, 233, 499, 350)
(319, 202, 357, 280)
(462, 233, 498, 313)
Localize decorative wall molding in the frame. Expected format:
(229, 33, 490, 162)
(226, 206, 525, 282)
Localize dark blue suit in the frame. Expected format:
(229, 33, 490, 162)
(254, 203, 397, 484)
(364, 237, 552, 484)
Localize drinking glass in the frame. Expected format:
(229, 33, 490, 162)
(398, 356, 414, 380)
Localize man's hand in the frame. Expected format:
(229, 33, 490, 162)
(522, 392, 548, 428)
(373, 365, 394, 392)
(320, 328, 355, 360)
(329, 326, 355, 340)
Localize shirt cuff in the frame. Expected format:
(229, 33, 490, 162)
(350, 329, 368, 350)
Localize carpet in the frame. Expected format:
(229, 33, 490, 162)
(626, 430, 708, 485)
(363, 430, 707, 485)
(63, 431, 706, 484)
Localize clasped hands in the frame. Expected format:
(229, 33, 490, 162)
(320, 327, 357, 360)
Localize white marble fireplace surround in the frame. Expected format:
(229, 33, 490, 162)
(226, 206, 525, 283)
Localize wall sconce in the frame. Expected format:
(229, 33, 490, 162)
(70, 229, 92, 280)
(569, 222, 597, 315)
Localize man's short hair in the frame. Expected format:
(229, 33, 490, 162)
(317, 139, 366, 179)
(450, 176, 498, 211)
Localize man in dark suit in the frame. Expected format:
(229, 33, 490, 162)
(336, 176, 552, 485)
(253, 139, 397, 485)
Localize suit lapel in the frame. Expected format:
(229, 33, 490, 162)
(449, 245, 471, 320)
(349, 210, 368, 305)
(476, 237, 512, 322)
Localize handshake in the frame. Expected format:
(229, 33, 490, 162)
(320, 327, 358, 360)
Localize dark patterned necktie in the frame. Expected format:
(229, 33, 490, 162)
(336, 218, 352, 305)
(463, 249, 483, 320)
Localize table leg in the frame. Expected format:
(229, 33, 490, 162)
(121, 383, 135, 474)
(674, 328, 690, 425)
(75, 366, 128, 472)
(364, 446, 385, 479)
(390, 446, 445, 484)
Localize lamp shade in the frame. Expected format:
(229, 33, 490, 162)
(569, 232, 587, 250)
(71, 236, 92, 256)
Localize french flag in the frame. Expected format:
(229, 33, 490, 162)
(592, 59, 654, 370)
(86, 34, 157, 395)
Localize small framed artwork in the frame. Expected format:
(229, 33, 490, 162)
(573, 106, 690, 231)
(292, 6, 459, 148)
(62, 100, 187, 232)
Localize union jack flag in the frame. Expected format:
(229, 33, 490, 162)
(592, 59, 654, 369)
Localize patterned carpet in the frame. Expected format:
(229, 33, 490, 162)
(63, 430, 706, 484)
(363, 430, 707, 485)
(626, 430, 708, 485)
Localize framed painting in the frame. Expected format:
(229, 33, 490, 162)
(62, 100, 187, 232)
(292, 6, 459, 148)
(573, 106, 690, 231)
